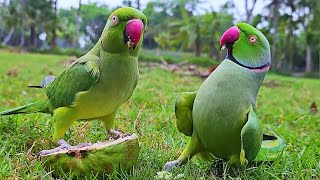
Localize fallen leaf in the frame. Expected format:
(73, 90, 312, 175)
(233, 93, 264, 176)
(200, 65, 218, 78)
(6, 67, 19, 77)
(262, 80, 281, 88)
(310, 101, 318, 114)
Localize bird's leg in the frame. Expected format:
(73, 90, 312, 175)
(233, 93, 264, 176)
(163, 159, 182, 170)
(57, 139, 73, 149)
(39, 107, 83, 156)
(100, 112, 131, 140)
(38, 140, 92, 156)
(108, 129, 122, 139)
(38, 139, 73, 156)
(108, 129, 130, 140)
(52, 107, 78, 142)
(100, 111, 127, 140)
(164, 132, 204, 171)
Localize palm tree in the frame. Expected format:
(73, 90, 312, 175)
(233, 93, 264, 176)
(201, 12, 233, 60)
(296, 0, 319, 73)
(169, 8, 203, 56)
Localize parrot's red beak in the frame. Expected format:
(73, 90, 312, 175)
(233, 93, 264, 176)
(125, 19, 143, 49)
(220, 26, 240, 50)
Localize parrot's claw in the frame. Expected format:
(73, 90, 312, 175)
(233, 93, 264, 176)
(108, 129, 130, 140)
(38, 139, 72, 156)
(163, 160, 182, 171)
(74, 142, 92, 148)
(240, 149, 248, 165)
(57, 139, 73, 149)
(38, 140, 92, 157)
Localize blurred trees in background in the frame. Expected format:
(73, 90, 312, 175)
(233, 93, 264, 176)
(1, 0, 55, 48)
(0, 0, 319, 74)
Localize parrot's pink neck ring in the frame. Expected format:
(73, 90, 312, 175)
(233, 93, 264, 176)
(250, 64, 270, 73)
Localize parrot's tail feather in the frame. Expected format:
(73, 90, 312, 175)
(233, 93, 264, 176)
(28, 85, 43, 88)
(0, 102, 50, 116)
(27, 75, 56, 89)
(254, 133, 286, 162)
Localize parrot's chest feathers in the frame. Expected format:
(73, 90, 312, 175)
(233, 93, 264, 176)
(195, 61, 264, 124)
(193, 60, 266, 157)
(97, 57, 138, 102)
(74, 56, 139, 118)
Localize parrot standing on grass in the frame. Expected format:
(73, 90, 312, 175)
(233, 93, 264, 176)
(0, 7, 147, 143)
(164, 22, 285, 169)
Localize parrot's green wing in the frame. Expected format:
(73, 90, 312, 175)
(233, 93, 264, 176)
(46, 54, 100, 109)
(240, 105, 263, 164)
(175, 91, 197, 136)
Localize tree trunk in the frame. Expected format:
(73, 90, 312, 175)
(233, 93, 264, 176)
(195, 25, 201, 57)
(318, 45, 320, 78)
(2, 27, 14, 45)
(72, 0, 82, 48)
(270, 0, 280, 69)
(30, 24, 36, 47)
(136, 0, 140, 9)
(126, 0, 132, 7)
(195, 42, 201, 57)
(284, 21, 293, 71)
(208, 40, 215, 58)
(0, 30, 3, 40)
(51, 0, 58, 49)
(305, 44, 312, 73)
(20, 12, 25, 47)
(244, 0, 257, 23)
(19, 28, 25, 47)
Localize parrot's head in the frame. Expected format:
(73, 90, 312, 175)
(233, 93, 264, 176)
(220, 22, 271, 71)
(100, 7, 147, 57)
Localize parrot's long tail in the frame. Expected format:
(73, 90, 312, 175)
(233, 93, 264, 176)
(254, 133, 286, 162)
(0, 101, 50, 116)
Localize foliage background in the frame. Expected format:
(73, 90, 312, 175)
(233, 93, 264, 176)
(0, 0, 319, 75)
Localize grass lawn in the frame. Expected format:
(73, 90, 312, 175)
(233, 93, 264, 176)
(0, 50, 319, 179)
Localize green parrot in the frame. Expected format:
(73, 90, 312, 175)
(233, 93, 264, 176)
(0, 7, 147, 143)
(164, 22, 284, 169)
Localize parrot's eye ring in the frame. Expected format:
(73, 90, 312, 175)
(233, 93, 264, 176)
(249, 35, 257, 44)
(112, 15, 118, 25)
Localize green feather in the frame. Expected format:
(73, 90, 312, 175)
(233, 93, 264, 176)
(175, 91, 197, 136)
(46, 61, 99, 110)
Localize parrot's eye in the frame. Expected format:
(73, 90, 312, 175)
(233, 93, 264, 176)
(249, 35, 257, 44)
(112, 15, 118, 25)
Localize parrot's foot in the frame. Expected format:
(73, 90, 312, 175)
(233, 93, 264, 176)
(163, 160, 182, 171)
(57, 139, 73, 149)
(108, 129, 130, 140)
(240, 149, 248, 165)
(38, 139, 92, 156)
(209, 159, 224, 177)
